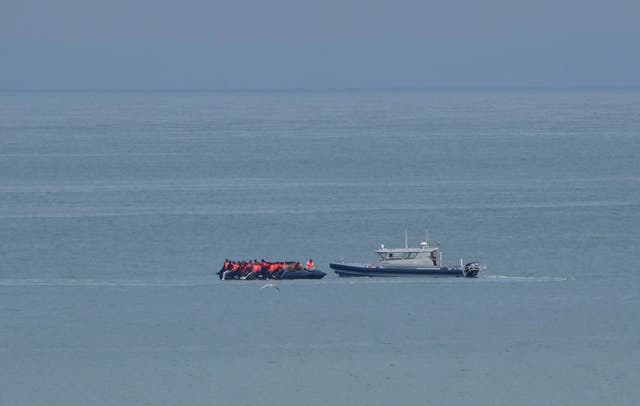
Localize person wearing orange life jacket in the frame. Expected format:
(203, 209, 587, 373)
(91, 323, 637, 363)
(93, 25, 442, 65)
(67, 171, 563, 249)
(223, 261, 239, 280)
(268, 263, 278, 278)
(218, 259, 230, 279)
(306, 258, 314, 271)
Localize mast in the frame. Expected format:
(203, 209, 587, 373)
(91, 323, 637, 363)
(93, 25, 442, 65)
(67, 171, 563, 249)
(404, 229, 408, 249)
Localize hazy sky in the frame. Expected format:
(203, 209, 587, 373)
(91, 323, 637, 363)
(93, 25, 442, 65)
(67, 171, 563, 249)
(1, 0, 639, 89)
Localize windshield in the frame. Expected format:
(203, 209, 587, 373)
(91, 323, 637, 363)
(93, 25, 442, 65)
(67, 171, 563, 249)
(379, 252, 418, 260)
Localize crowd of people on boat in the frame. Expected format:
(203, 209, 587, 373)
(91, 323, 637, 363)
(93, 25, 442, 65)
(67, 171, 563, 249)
(218, 258, 315, 280)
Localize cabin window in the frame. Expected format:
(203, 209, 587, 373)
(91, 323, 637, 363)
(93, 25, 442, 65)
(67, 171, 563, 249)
(378, 252, 417, 260)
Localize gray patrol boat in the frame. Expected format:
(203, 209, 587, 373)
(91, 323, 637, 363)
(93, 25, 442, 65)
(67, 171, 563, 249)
(330, 230, 482, 278)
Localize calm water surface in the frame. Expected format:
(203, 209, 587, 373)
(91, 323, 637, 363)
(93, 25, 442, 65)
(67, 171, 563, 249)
(1, 90, 639, 405)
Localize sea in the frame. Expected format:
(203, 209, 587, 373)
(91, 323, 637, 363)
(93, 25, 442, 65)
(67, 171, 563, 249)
(1, 89, 639, 405)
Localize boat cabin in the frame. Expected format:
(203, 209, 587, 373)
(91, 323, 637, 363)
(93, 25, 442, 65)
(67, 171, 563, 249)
(375, 241, 440, 267)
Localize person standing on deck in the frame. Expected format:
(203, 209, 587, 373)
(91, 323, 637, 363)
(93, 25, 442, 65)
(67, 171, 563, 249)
(306, 258, 314, 271)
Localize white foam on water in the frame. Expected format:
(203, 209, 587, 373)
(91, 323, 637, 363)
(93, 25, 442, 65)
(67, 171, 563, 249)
(326, 274, 573, 285)
(481, 274, 573, 282)
(0, 274, 573, 288)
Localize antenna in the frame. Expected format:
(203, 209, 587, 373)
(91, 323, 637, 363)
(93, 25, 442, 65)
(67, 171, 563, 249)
(425, 228, 429, 246)
(404, 229, 408, 249)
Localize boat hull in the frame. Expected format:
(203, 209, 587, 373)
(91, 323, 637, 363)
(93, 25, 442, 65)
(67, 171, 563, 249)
(281, 270, 326, 280)
(330, 262, 479, 278)
(218, 269, 326, 280)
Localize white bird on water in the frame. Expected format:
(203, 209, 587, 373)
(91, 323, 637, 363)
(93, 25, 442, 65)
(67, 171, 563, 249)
(261, 283, 280, 291)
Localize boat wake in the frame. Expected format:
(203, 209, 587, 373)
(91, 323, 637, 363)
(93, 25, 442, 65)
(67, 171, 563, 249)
(480, 274, 573, 283)
(331, 273, 572, 285)
(0, 274, 572, 288)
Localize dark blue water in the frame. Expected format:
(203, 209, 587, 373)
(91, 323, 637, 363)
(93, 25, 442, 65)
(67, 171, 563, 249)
(1, 90, 639, 405)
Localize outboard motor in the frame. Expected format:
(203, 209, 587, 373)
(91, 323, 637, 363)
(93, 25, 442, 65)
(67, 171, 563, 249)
(464, 261, 481, 278)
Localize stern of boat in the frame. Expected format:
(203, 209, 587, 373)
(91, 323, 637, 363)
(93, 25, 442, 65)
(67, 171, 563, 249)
(463, 261, 481, 277)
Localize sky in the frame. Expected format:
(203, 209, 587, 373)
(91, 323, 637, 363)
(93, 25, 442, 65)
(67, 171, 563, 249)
(1, 0, 639, 90)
